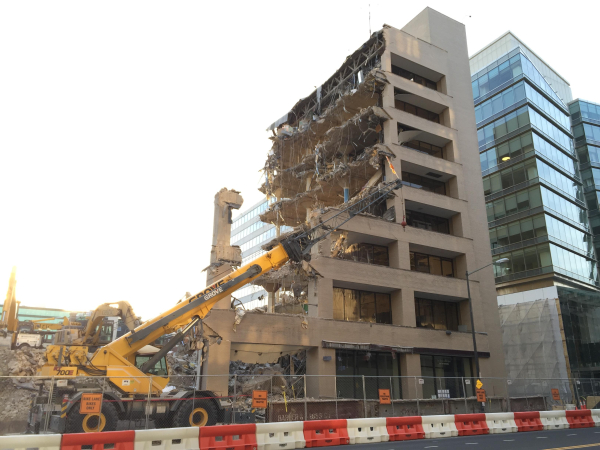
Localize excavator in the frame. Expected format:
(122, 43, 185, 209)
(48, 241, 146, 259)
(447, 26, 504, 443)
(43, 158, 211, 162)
(0, 267, 19, 348)
(28, 178, 402, 434)
(52, 301, 141, 351)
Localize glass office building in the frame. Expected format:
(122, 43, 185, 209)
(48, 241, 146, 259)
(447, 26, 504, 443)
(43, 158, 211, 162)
(230, 199, 292, 308)
(471, 33, 600, 381)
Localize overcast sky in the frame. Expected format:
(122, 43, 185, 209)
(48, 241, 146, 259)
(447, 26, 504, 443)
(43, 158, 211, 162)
(1, 0, 599, 320)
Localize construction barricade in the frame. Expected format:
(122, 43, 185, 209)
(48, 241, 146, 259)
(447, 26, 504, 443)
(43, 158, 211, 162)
(61, 431, 135, 450)
(485, 413, 517, 434)
(346, 418, 389, 444)
(199, 424, 257, 450)
(0, 434, 62, 450)
(566, 410, 595, 428)
(303, 420, 349, 448)
(422, 415, 458, 439)
(134, 427, 200, 450)
(591, 409, 600, 427)
(454, 414, 489, 436)
(386, 416, 424, 441)
(513, 412, 543, 432)
(539, 411, 569, 430)
(256, 422, 306, 450)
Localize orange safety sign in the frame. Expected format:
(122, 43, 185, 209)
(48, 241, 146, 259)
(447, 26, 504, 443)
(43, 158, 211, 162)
(378, 389, 391, 404)
(80, 393, 102, 414)
(252, 390, 268, 408)
(476, 389, 486, 402)
(551, 389, 561, 400)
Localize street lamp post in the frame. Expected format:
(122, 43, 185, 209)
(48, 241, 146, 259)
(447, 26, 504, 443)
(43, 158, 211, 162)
(466, 257, 509, 413)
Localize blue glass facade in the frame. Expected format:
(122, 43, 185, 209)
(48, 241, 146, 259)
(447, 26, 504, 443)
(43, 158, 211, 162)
(569, 99, 600, 260)
(473, 48, 597, 288)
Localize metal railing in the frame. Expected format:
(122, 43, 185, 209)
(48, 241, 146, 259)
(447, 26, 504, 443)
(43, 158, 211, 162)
(2, 374, 598, 435)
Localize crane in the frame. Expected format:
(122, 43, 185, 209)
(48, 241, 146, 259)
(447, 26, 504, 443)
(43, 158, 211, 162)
(29, 178, 402, 433)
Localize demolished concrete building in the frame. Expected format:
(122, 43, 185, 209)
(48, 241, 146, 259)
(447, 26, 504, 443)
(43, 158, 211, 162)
(202, 7, 507, 402)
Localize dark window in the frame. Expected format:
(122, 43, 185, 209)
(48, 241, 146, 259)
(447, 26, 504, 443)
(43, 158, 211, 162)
(410, 252, 454, 277)
(135, 355, 168, 376)
(402, 140, 444, 159)
(402, 172, 446, 195)
(395, 99, 439, 123)
(406, 210, 450, 234)
(336, 349, 402, 399)
(340, 243, 389, 266)
(391, 65, 437, 90)
(420, 355, 473, 399)
(333, 288, 392, 324)
(415, 298, 460, 331)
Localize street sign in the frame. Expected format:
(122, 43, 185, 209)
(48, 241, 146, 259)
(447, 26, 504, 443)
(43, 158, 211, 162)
(418, 379, 424, 385)
(551, 389, 561, 400)
(378, 389, 391, 404)
(476, 389, 486, 402)
(476, 379, 483, 389)
(252, 390, 268, 408)
(80, 393, 102, 414)
(465, 379, 471, 385)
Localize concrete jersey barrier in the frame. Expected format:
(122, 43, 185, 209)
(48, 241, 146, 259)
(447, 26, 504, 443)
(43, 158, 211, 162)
(256, 422, 306, 450)
(346, 418, 389, 444)
(591, 409, 600, 427)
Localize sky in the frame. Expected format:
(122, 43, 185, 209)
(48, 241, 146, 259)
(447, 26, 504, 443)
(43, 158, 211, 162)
(1, 0, 599, 320)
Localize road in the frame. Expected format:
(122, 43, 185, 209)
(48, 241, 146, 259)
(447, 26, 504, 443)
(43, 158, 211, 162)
(334, 427, 600, 450)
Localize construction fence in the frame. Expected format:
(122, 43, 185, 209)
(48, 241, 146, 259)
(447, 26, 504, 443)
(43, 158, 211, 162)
(2, 374, 599, 434)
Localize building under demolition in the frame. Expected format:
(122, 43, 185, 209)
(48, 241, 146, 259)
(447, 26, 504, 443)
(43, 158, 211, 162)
(202, 7, 507, 402)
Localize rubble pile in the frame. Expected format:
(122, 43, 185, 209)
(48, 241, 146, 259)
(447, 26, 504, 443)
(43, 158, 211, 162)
(0, 347, 46, 376)
(0, 348, 48, 429)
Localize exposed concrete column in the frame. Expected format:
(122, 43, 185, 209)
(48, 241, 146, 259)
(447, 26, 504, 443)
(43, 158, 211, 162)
(306, 346, 336, 399)
(307, 277, 333, 319)
(400, 353, 422, 399)
(263, 283, 280, 314)
(388, 240, 410, 270)
(391, 288, 416, 327)
(203, 339, 232, 397)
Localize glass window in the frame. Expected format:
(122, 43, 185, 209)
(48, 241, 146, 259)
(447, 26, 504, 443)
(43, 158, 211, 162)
(360, 292, 376, 323)
(333, 288, 392, 324)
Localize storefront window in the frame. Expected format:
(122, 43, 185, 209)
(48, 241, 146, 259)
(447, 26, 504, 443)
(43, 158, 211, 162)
(336, 349, 402, 399)
(420, 354, 474, 399)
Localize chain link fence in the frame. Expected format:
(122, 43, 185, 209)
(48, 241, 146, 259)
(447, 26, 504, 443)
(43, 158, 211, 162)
(1, 374, 598, 435)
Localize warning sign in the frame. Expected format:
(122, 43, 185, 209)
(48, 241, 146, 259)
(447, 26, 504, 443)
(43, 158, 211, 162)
(476, 379, 483, 389)
(378, 389, 391, 404)
(551, 389, 560, 400)
(476, 389, 486, 402)
(252, 390, 268, 408)
(80, 393, 102, 414)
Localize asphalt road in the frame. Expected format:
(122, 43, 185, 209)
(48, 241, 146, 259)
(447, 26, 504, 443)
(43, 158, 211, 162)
(332, 427, 600, 450)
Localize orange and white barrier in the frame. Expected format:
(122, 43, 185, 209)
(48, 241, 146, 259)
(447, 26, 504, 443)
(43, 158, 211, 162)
(485, 413, 517, 434)
(255, 422, 305, 450)
(346, 418, 388, 444)
(0, 434, 62, 450)
(539, 411, 569, 430)
(6, 407, 600, 449)
(422, 415, 458, 439)
(134, 427, 200, 450)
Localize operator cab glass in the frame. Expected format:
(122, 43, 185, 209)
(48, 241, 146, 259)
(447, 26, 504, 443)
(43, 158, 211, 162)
(135, 355, 169, 376)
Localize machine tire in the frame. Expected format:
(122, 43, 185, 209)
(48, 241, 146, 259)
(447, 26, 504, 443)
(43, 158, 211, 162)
(172, 398, 217, 428)
(18, 343, 30, 349)
(65, 400, 118, 433)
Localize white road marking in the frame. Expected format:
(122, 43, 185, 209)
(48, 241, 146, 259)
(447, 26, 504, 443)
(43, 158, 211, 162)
(503, 440, 515, 442)
(424, 447, 438, 449)
(568, 433, 577, 436)
(465, 443, 478, 445)
(536, 436, 547, 439)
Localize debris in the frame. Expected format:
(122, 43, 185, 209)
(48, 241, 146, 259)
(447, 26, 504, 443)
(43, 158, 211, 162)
(233, 309, 246, 332)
